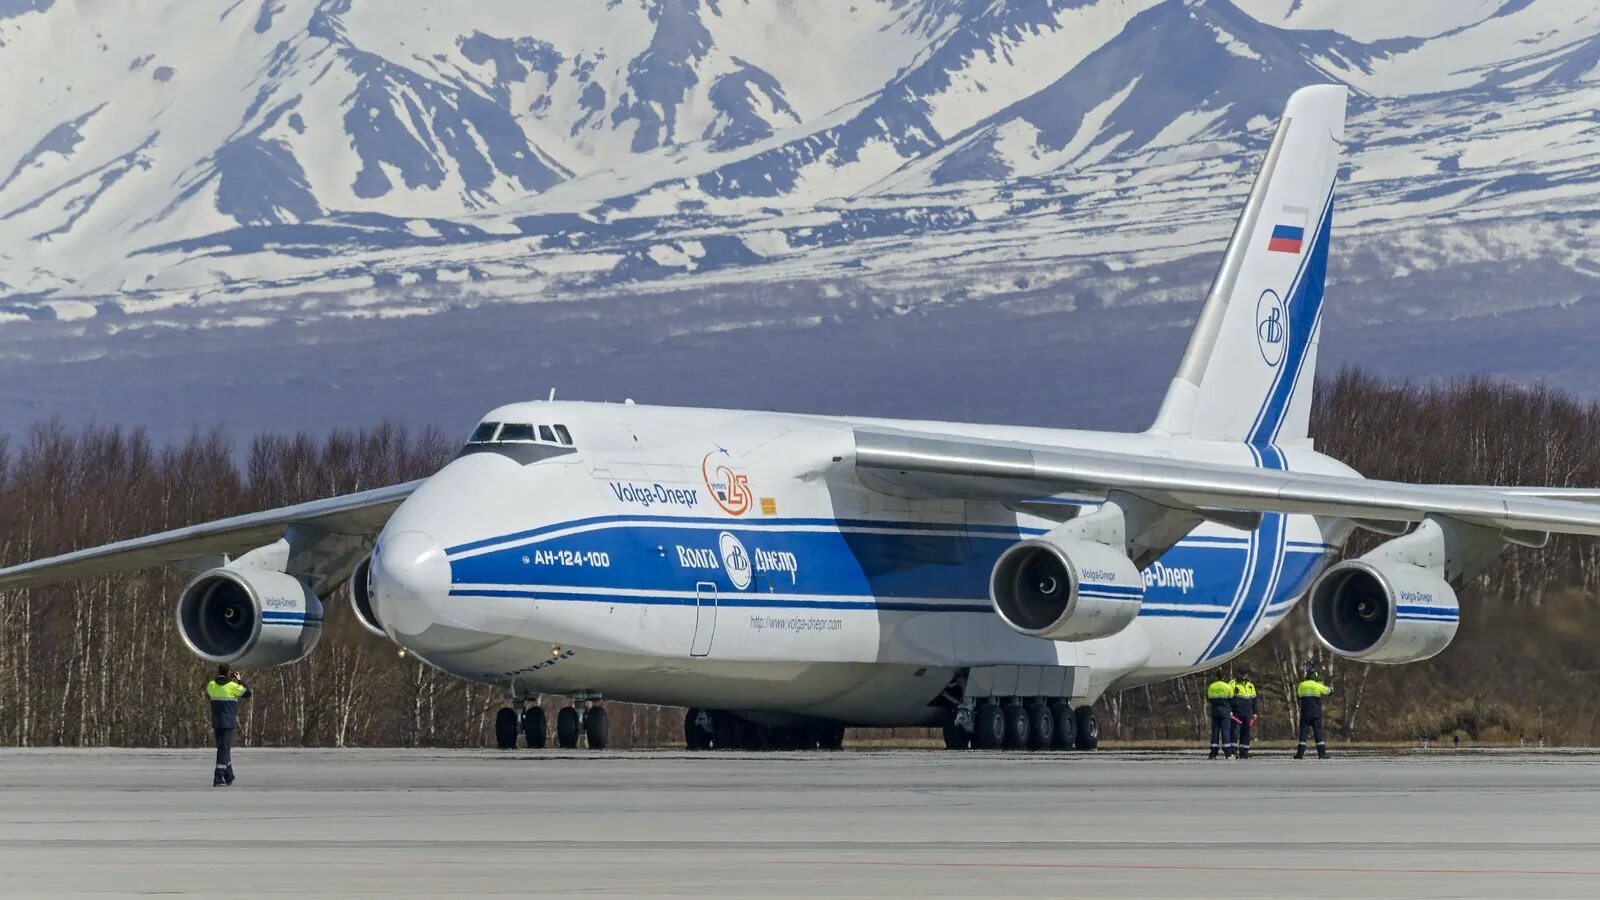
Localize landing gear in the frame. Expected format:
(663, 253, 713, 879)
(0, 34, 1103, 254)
(712, 710, 743, 749)
(974, 701, 1006, 750)
(1001, 702, 1030, 750)
(816, 723, 846, 751)
(556, 706, 581, 749)
(494, 708, 519, 750)
(685, 708, 713, 750)
(523, 706, 547, 749)
(942, 720, 971, 750)
(585, 706, 610, 750)
(1049, 701, 1076, 751)
(1074, 705, 1100, 751)
(1025, 701, 1053, 751)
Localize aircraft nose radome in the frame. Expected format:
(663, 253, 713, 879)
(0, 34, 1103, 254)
(371, 530, 450, 640)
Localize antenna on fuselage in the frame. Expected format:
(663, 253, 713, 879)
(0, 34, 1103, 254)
(548, 387, 556, 401)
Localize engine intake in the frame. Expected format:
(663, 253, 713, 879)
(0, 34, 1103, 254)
(989, 536, 1144, 641)
(176, 567, 324, 668)
(1308, 558, 1458, 665)
(347, 556, 385, 637)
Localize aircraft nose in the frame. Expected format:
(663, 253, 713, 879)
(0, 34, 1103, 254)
(371, 530, 451, 641)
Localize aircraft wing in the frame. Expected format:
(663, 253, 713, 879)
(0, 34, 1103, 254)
(0, 480, 421, 590)
(853, 428, 1600, 538)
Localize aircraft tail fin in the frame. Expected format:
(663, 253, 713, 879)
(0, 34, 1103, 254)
(1149, 85, 1346, 446)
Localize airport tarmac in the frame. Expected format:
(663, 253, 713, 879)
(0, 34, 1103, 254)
(1, 748, 1597, 898)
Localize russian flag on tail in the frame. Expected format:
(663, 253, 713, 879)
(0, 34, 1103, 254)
(1267, 223, 1304, 254)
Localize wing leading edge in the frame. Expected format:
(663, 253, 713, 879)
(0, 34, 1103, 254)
(853, 428, 1600, 539)
(0, 480, 421, 590)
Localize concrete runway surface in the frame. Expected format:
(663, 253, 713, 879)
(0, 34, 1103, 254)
(2, 748, 1597, 898)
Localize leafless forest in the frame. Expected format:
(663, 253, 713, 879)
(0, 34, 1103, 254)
(2, 369, 1598, 749)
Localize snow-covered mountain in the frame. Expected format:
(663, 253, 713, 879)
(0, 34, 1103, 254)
(2, 0, 1600, 437)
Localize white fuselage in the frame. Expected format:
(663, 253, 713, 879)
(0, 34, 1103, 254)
(367, 400, 1353, 726)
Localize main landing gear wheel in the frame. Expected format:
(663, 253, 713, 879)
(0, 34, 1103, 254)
(556, 706, 581, 749)
(684, 708, 713, 750)
(817, 724, 846, 750)
(712, 711, 741, 750)
(942, 719, 971, 750)
(1074, 705, 1100, 751)
(523, 706, 547, 749)
(494, 708, 518, 750)
(1049, 702, 1076, 751)
(974, 702, 1005, 750)
(1025, 702, 1053, 751)
(1001, 702, 1030, 750)
(585, 706, 610, 750)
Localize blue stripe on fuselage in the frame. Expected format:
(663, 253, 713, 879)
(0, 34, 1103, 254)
(444, 514, 1326, 633)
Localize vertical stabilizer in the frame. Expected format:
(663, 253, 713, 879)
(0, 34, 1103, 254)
(1149, 85, 1346, 446)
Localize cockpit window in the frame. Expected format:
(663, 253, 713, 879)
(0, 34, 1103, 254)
(468, 422, 501, 444)
(538, 425, 556, 443)
(497, 423, 537, 443)
(553, 424, 573, 445)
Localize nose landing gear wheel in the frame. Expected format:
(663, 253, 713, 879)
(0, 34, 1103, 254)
(523, 706, 547, 749)
(585, 706, 609, 750)
(494, 708, 518, 750)
(1025, 702, 1053, 751)
(556, 706, 581, 749)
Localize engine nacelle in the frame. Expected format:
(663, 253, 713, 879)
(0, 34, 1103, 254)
(989, 536, 1145, 641)
(1307, 558, 1459, 665)
(347, 556, 385, 637)
(176, 566, 324, 668)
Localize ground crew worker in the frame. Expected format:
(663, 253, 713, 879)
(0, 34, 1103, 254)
(1206, 673, 1237, 759)
(1231, 670, 1259, 759)
(1294, 665, 1332, 759)
(205, 664, 252, 786)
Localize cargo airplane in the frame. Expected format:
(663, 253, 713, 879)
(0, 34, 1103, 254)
(6, 85, 1600, 752)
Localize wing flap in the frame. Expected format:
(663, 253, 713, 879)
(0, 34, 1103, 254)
(854, 429, 1600, 538)
(0, 480, 421, 590)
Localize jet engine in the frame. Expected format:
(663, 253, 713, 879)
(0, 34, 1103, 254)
(176, 566, 324, 668)
(989, 535, 1144, 641)
(1307, 558, 1458, 664)
(347, 556, 386, 637)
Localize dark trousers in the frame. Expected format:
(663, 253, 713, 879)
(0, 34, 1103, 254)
(1209, 709, 1235, 757)
(1296, 716, 1326, 757)
(214, 728, 235, 783)
(1234, 715, 1253, 757)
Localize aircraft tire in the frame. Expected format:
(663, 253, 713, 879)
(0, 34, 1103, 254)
(712, 711, 741, 750)
(974, 702, 1005, 750)
(1001, 702, 1029, 750)
(684, 708, 712, 750)
(1074, 705, 1100, 751)
(585, 706, 609, 750)
(817, 723, 845, 750)
(523, 706, 547, 749)
(1025, 701, 1053, 751)
(941, 720, 970, 750)
(556, 706, 581, 749)
(494, 708, 518, 750)
(1049, 702, 1076, 751)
